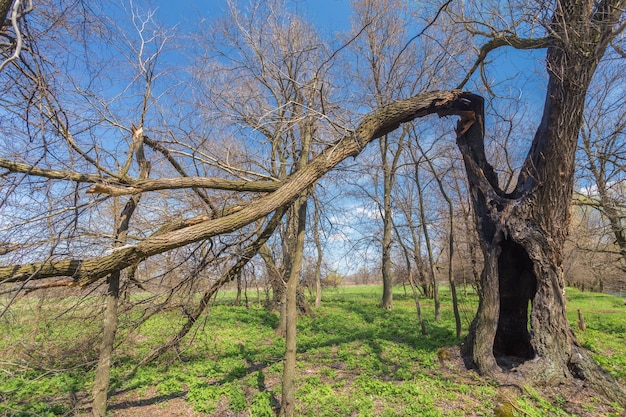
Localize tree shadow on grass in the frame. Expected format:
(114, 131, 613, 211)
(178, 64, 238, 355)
(299, 301, 457, 352)
(292, 300, 461, 384)
(117, 299, 460, 412)
(106, 392, 187, 410)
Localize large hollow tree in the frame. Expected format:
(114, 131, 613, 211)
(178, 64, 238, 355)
(457, 0, 625, 403)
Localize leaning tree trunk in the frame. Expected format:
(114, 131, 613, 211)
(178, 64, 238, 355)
(461, 0, 626, 404)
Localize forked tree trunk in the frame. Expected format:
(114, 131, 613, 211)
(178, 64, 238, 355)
(461, 0, 625, 404)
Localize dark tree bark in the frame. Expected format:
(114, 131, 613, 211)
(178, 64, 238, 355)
(0, 0, 12, 26)
(461, 0, 626, 404)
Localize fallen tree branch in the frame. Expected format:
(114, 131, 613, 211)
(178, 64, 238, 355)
(0, 90, 475, 286)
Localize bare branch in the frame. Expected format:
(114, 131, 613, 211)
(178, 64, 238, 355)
(457, 35, 550, 89)
(0, 0, 32, 72)
(0, 157, 283, 193)
(0, 157, 106, 183)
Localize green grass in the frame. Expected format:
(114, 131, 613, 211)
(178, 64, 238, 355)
(566, 288, 626, 381)
(0, 286, 624, 416)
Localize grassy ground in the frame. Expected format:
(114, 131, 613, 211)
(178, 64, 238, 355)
(0, 285, 624, 416)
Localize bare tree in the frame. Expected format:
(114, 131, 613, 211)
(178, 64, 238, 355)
(414, 140, 462, 337)
(412, 153, 442, 321)
(91, 6, 164, 414)
(575, 60, 626, 284)
(348, 0, 461, 310)
(92, 127, 150, 417)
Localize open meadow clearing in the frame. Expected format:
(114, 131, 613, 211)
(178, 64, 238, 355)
(1, 285, 624, 416)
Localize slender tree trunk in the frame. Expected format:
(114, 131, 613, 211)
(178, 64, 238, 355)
(417, 143, 462, 337)
(414, 163, 441, 321)
(394, 221, 427, 335)
(581, 132, 626, 269)
(380, 136, 394, 310)
(92, 271, 120, 417)
(92, 128, 150, 416)
(92, 201, 141, 414)
(312, 199, 323, 308)
(314, 257, 322, 308)
(407, 270, 427, 335)
(280, 199, 307, 417)
(235, 274, 242, 306)
(259, 243, 286, 331)
(405, 213, 431, 298)
(243, 272, 249, 308)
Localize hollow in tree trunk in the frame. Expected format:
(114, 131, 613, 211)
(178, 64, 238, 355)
(460, 1, 625, 404)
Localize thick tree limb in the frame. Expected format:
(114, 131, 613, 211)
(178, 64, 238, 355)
(86, 177, 282, 195)
(0, 90, 474, 286)
(0, 279, 75, 295)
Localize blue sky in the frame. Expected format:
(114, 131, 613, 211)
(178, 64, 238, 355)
(150, 0, 547, 100)
(153, 0, 353, 31)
